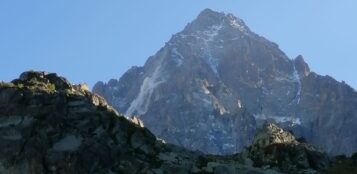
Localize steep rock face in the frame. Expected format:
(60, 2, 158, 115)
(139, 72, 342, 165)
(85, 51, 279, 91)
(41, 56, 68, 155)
(2, 71, 328, 174)
(93, 9, 357, 155)
(295, 73, 357, 155)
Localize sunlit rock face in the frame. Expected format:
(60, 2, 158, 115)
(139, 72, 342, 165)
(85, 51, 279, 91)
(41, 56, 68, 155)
(246, 123, 330, 173)
(94, 8, 357, 155)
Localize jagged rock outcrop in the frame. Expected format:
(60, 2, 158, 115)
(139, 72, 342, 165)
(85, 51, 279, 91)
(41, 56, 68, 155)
(93, 8, 357, 155)
(0, 71, 165, 173)
(246, 123, 329, 174)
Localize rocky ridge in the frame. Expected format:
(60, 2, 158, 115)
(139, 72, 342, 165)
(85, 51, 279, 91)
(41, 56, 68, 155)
(1, 71, 354, 173)
(0, 71, 202, 173)
(93, 8, 357, 155)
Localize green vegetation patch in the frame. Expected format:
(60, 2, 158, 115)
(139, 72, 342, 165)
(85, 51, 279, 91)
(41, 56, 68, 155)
(46, 83, 56, 92)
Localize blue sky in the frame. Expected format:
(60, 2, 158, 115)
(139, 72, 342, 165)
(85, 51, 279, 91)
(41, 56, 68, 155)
(0, 1, 356, 89)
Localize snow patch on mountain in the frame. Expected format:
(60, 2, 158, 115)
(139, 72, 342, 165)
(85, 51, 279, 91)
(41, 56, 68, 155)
(203, 47, 219, 75)
(292, 64, 302, 104)
(179, 24, 222, 42)
(126, 62, 166, 116)
(273, 63, 302, 104)
(171, 47, 184, 66)
(237, 100, 243, 108)
(202, 85, 211, 95)
(200, 25, 223, 76)
(227, 14, 249, 33)
(202, 25, 223, 42)
(178, 24, 224, 76)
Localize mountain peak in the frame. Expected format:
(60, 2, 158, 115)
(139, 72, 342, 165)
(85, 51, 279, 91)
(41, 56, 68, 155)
(93, 9, 357, 156)
(198, 8, 224, 17)
(196, 8, 234, 24)
(184, 8, 250, 34)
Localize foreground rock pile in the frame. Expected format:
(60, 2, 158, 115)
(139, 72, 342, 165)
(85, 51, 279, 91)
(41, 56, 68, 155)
(247, 123, 329, 173)
(0, 71, 355, 173)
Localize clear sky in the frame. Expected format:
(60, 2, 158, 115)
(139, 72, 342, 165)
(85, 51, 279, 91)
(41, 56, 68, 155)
(0, 1, 356, 89)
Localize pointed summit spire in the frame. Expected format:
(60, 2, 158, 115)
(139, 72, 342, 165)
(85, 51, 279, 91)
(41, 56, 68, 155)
(196, 8, 225, 21)
(186, 8, 226, 31)
(184, 8, 250, 34)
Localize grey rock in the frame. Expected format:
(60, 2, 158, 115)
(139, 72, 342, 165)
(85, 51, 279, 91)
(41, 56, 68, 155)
(52, 134, 82, 151)
(1, 71, 338, 173)
(93, 8, 357, 155)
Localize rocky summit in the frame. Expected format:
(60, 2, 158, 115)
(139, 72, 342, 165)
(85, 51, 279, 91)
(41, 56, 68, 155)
(1, 70, 355, 173)
(93, 8, 357, 155)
